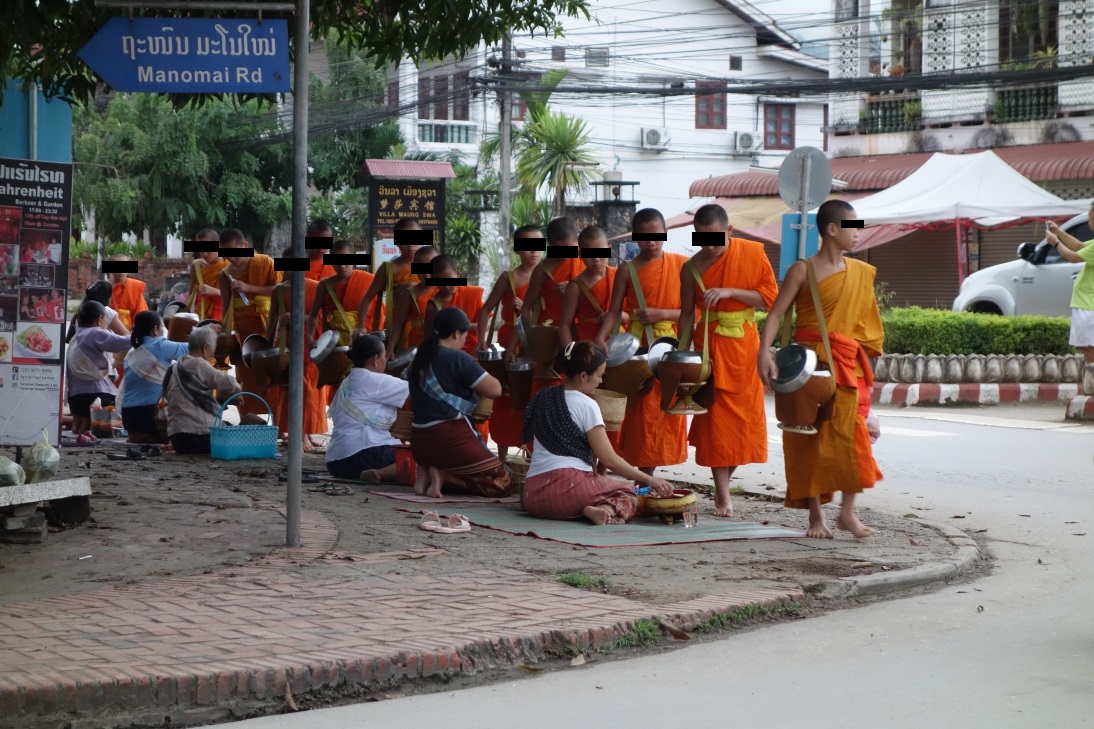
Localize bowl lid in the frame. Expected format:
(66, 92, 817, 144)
(606, 333, 640, 367)
(772, 344, 818, 393)
(387, 347, 416, 369)
(310, 329, 339, 361)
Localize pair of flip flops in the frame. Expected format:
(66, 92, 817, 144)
(419, 511, 471, 534)
(307, 483, 354, 495)
(106, 446, 162, 461)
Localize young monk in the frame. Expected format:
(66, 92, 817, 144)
(308, 240, 385, 346)
(187, 228, 227, 321)
(593, 208, 688, 477)
(758, 200, 884, 539)
(678, 204, 778, 518)
(268, 274, 327, 451)
(559, 226, 625, 346)
(515, 216, 583, 347)
(355, 217, 425, 336)
(421, 255, 483, 355)
(305, 219, 336, 282)
(384, 245, 439, 359)
(109, 254, 148, 331)
(476, 226, 543, 461)
(218, 228, 282, 419)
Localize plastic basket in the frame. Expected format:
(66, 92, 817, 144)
(210, 392, 278, 461)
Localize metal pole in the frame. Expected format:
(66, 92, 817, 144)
(28, 84, 38, 161)
(797, 152, 812, 261)
(497, 34, 512, 271)
(285, 0, 309, 548)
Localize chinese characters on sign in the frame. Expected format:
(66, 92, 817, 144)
(369, 180, 446, 230)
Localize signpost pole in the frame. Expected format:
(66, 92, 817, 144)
(285, 0, 309, 548)
(797, 153, 812, 262)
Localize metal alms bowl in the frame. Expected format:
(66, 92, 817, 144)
(477, 343, 505, 361)
(606, 333, 640, 368)
(386, 347, 417, 373)
(647, 336, 680, 376)
(310, 329, 339, 364)
(773, 344, 818, 393)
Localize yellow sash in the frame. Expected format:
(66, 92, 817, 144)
(324, 280, 357, 345)
(711, 309, 756, 339)
(629, 317, 675, 340)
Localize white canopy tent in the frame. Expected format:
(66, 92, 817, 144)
(847, 150, 1091, 281)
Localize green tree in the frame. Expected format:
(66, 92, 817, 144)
(0, 0, 590, 106)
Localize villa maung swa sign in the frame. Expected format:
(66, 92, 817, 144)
(77, 18, 291, 94)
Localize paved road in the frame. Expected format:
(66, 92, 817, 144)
(217, 405, 1094, 729)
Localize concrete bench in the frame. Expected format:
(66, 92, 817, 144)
(0, 477, 92, 543)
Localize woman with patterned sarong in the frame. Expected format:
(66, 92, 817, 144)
(408, 307, 511, 498)
(521, 342, 673, 525)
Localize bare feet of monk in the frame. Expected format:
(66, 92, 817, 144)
(836, 513, 876, 538)
(425, 466, 445, 499)
(583, 505, 625, 526)
(713, 486, 734, 518)
(806, 515, 834, 539)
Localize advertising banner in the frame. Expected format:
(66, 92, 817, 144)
(0, 157, 73, 447)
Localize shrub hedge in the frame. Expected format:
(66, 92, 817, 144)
(755, 307, 1073, 355)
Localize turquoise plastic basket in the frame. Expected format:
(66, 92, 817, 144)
(210, 392, 278, 461)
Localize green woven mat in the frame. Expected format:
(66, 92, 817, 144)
(401, 505, 804, 548)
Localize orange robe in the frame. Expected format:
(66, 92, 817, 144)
(191, 259, 228, 321)
(571, 268, 617, 342)
(430, 286, 485, 354)
(403, 288, 437, 350)
(687, 240, 778, 467)
(225, 254, 282, 418)
(111, 278, 148, 330)
(783, 258, 884, 509)
(306, 257, 336, 282)
(271, 280, 328, 436)
(322, 270, 385, 346)
(618, 254, 689, 468)
(490, 275, 529, 449)
(535, 258, 585, 326)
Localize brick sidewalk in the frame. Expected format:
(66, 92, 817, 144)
(0, 504, 801, 728)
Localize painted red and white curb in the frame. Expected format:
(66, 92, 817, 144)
(1065, 395, 1094, 421)
(873, 382, 1078, 407)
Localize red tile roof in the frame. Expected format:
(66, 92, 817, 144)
(689, 141, 1094, 198)
(359, 160, 456, 179)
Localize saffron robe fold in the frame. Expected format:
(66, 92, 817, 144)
(306, 257, 336, 282)
(571, 268, 617, 342)
(687, 239, 778, 467)
(535, 258, 585, 325)
(323, 270, 385, 345)
(111, 278, 148, 330)
(270, 279, 328, 435)
(617, 254, 689, 468)
(783, 257, 884, 509)
(225, 254, 282, 418)
(192, 259, 228, 321)
(490, 277, 530, 449)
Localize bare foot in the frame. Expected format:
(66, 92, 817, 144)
(358, 469, 382, 484)
(583, 505, 624, 525)
(713, 489, 734, 518)
(806, 516, 834, 539)
(836, 514, 876, 538)
(412, 466, 430, 496)
(425, 466, 445, 499)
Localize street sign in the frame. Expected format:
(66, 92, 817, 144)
(776, 146, 832, 211)
(77, 18, 291, 94)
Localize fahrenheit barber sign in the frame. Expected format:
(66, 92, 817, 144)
(78, 18, 291, 94)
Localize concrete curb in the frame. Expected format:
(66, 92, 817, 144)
(1065, 394, 1094, 421)
(873, 382, 1077, 407)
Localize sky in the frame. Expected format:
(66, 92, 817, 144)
(751, 0, 832, 57)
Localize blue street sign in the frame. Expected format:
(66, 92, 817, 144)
(78, 18, 291, 94)
(779, 212, 818, 280)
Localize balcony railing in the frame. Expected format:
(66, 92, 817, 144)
(994, 83, 1058, 124)
(417, 121, 474, 144)
(858, 92, 921, 135)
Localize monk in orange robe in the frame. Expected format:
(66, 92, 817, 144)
(679, 205, 778, 517)
(559, 227, 627, 345)
(477, 228, 543, 459)
(384, 246, 439, 358)
(268, 277, 328, 451)
(187, 229, 228, 321)
(355, 218, 426, 336)
(595, 209, 687, 474)
(304, 220, 336, 282)
(218, 229, 282, 419)
(759, 200, 884, 539)
(109, 255, 148, 331)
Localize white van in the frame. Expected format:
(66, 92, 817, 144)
(952, 213, 1092, 317)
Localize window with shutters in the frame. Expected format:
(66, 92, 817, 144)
(552, 46, 566, 62)
(729, 55, 743, 71)
(695, 82, 727, 129)
(764, 103, 795, 150)
(453, 71, 470, 121)
(388, 80, 399, 109)
(417, 78, 429, 119)
(585, 47, 609, 67)
(433, 75, 448, 120)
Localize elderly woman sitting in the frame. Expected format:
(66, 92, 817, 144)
(162, 325, 241, 454)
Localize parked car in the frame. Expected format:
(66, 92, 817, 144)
(953, 213, 1092, 317)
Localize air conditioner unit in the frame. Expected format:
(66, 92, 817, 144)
(641, 127, 671, 150)
(733, 130, 762, 152)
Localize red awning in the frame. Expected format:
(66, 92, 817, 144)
(689, 140, 1094, 198)
(359, 159, 456, 179)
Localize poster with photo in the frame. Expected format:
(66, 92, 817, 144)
(0, 157, 72, 447)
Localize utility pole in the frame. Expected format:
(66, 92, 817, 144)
(285, 0, 310, 547)
(497, 33, 513, 271)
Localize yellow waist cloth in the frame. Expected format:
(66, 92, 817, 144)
(326, 311, 357, 346)
(707, 308, 755, 339)
(629, 315, 676, 339)
(232, 295, 271, 320)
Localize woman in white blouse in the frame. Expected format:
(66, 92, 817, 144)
(326, 333, 410, 482)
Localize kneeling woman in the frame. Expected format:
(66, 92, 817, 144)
(408, 307, 511, 498)
(326, 334, 409, 482)
(522, 342, 673, 525)
(120, 311, 190, 443)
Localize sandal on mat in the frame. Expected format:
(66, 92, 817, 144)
(419, 510, 442, 531)
(321, 483, 354, 495)
(433, 514, 471, 534)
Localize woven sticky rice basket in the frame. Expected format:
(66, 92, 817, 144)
(504, 448, 530, 492)
(389, 407, 414, 441)
(590, 389, 627, 432)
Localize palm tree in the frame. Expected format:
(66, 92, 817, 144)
(515, 110, 599, 217)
